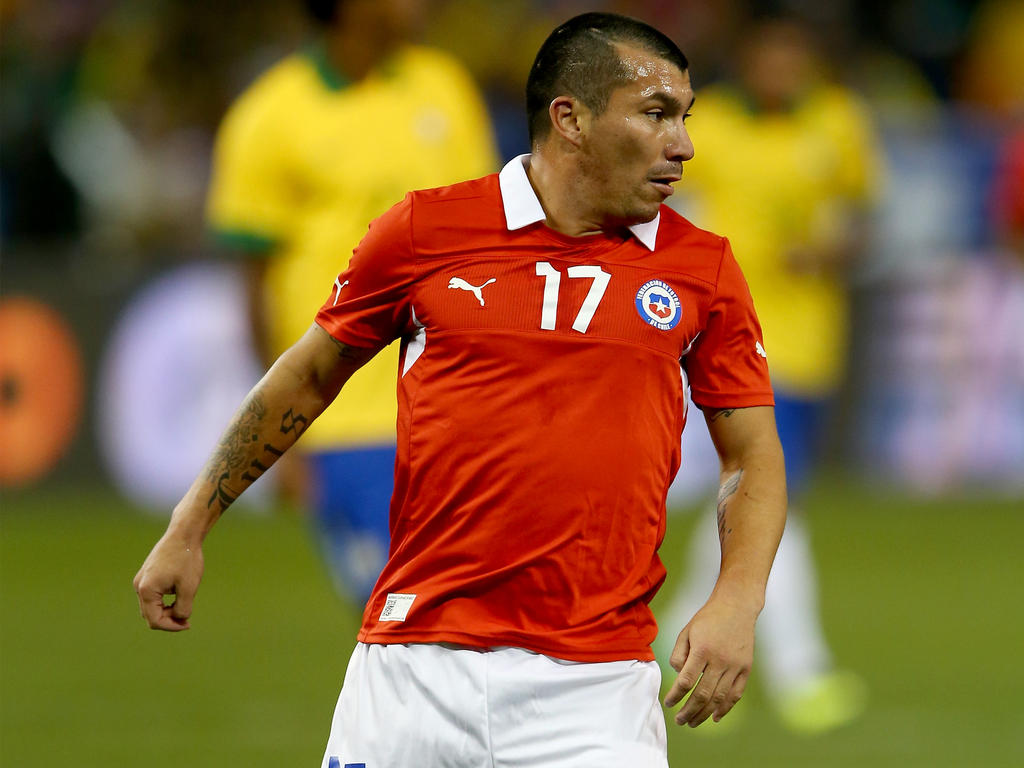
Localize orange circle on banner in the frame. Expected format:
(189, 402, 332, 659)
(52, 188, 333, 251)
(0, 297, 84, 487)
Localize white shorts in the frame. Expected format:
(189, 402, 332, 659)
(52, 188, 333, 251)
(320, 642, 668, 768)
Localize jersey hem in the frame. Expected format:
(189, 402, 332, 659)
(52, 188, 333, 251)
(313, 318, 386, 352)
(356, 628, 656, 663)
(690, 390, 775, 409)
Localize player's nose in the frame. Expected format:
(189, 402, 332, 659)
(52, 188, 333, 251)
(666, 120, 694, 163)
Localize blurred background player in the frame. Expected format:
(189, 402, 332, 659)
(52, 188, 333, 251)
(205, 0, 498, 601)
(658, 15, 883, 734)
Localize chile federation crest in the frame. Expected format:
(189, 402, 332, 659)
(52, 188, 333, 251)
(635, 279, 682, 331)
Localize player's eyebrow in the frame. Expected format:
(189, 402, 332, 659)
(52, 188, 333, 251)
(645, 91, 691, 114)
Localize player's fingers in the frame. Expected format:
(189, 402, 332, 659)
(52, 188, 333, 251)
(664, 670, 696, 710)
(688, 668, 735, 727)
(158, 604, 191, 631)
(713, 669, 750, 723)
(664, 647, 703, 709)
(675, 667, 725, 727)
(170, 585, 194, 622)
(148, 600, 190, 631)
(136, 581, 190, 632)
(135, 580, 164, 626)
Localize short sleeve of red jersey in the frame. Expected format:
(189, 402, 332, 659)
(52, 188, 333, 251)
(685, 238, 774, 409)
(314, 193, 416, 348)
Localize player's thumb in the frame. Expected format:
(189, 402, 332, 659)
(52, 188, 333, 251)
(170, 585, 195, 621)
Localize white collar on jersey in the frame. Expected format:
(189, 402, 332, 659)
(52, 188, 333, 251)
(498, 154, 660, 251)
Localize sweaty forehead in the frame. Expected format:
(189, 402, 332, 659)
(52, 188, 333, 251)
(612, 43, 690, 99)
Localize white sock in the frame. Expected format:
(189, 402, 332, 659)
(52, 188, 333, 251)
(759, 511, 833, 695)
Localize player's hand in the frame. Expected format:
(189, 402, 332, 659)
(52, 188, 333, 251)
(663, 596, 757, 727)
(133, 532, 204, 632)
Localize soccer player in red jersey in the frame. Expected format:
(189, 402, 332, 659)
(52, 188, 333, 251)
(134, 13, 786, 766)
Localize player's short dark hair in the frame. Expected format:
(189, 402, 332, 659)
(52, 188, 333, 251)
(304, 0, 343, 25)
(526, 12, 689, 146)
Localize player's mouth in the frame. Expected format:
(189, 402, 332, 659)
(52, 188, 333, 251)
(648, 173, 681, 197)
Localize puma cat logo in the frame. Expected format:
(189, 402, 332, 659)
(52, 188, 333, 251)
(448, 277, 497, 307)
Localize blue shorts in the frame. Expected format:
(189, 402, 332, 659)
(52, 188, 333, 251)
(306, 445, 396, 602)
(773, 393, 828, 497)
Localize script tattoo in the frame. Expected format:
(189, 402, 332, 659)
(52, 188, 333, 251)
(716, 469, 744, 541)
(279, 408, 308, 437)
(239, 442, 283, 485)
(707, 408, 736, 423)
(204, 394, 309, 513)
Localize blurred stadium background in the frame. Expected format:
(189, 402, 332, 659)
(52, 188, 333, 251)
(2, 0, 1023, 765)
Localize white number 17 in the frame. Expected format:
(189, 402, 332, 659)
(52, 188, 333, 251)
(535, 262, 610, 333)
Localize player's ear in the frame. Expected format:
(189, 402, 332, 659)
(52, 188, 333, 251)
(548, 96, 587, 147)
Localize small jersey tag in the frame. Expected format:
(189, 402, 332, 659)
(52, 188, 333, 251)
(379, 593, 417, 622)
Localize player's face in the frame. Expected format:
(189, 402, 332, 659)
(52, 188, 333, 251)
(366, 0, 429, 39)
(579, 46, 695, 227)
(740, 22, 815, 111)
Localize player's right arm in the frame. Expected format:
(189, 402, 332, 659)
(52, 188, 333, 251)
(132, 325, 376, 631)
(664, 405, 786, 726)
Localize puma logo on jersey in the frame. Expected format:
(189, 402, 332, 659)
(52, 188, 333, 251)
(331, 278, 349, 306)
(448, 276, 496, 307)
(756, 341, 767, 358)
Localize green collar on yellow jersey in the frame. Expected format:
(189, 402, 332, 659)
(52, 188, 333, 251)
(303, 41, 352, 92)
(303, 39, 404, 92)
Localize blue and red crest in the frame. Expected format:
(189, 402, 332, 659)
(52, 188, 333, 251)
(635, 279, 681, 330)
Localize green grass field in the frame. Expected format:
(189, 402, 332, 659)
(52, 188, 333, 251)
(2, 478, 1022, 767)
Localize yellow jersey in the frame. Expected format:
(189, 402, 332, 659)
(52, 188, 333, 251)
(207, 43, 498, 449)
(679, 84, 882, 395)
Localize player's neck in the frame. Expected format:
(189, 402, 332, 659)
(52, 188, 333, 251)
(525, 151, 607, 239)
(325, 26, 401, 82)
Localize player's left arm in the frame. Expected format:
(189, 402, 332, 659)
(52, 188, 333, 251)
(664, 404, 786, 727)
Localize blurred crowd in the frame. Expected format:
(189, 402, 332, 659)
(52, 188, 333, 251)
(2, 0, 1023, 493)
(4, 0, 1021, 251)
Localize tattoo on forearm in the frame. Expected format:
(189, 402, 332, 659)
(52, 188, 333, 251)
(206, 394, 266, 486)
(708, 408, 736, 422)
(279, 408, 308, 436)
(716, 469, 743, 540)
(208, 470, 239, 511)
(204, 393, 309, 513)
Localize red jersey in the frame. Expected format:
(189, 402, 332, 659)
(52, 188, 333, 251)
(315, 156, 773, 662)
